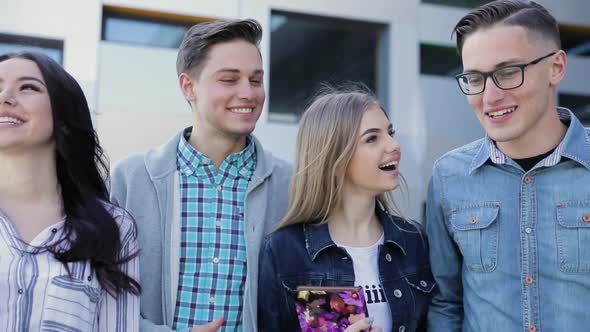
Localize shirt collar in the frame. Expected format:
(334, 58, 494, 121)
(303, 204, 408, 261)
(470, 107, 590, 173)
(176, 127, 257, 178)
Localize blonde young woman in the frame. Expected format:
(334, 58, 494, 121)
(257, 87, 434, 332)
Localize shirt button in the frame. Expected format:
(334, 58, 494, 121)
(583, 214, 590, 223)
(209, 297, 215, 304)
(528, 325, 536, 332)
(525, 227, 532, 234)
(212, 257, 220, 264)
(399, 326, 406, 332)
(51, 228, 57, 233)
(420, 280, 428, 287)
(523, 176, 532, 184)
(393, 289, 402, 298)
(525, 276, 534, 285)
(216, 185, 222, 191)
(18, 289, 23, 294)
(385, 253, 392, 262)
(470, 216, 477, 224)
(215, 219, 222, 227)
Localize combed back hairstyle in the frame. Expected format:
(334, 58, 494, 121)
(176, 19, 262, 78)
(453, 0, 561, 55)
(279, 84, 407, 228)
(0, 52, 140, 297)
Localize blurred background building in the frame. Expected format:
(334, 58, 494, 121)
(2, 0, 589, 221)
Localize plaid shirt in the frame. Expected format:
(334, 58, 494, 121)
(173, 131, 256, 331)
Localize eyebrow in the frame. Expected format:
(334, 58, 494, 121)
(215, 68, 264, 75)
(463, 58, 525, 73)
(360, 123, 393, 137)
(0, 76, 47, 87)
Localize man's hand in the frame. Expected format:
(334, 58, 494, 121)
(190, 318, 224, 332)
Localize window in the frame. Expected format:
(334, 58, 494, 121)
(420, 43, 462, 77)
(0, 33, 63, 63)
(560, 24, 590, 57)
(421, 0, 493, 8)
(101, 6, 209, 49)
(269, 11, 388, 122)
(560, 93, 590, 125)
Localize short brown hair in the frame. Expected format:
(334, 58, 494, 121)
(453, 0, 560, 55)
(176, 19, 262, 78)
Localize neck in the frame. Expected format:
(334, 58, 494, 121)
(328, 187, 382, 247)
(0, 147, 60, 205)
(497, 105, 567, 159)
(188, 124, 248, 169)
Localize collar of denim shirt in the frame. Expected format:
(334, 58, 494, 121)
(302, 204, 408, 261)
(469, 107, 590, 173)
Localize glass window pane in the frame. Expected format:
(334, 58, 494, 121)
(560, 93, 590, 125)
(420, 43, 462, 77)
(103, 16, 189, 49)
(0, 33, 63, 63)
(269, 11, 386, 122)
(560, 24, 590, 57)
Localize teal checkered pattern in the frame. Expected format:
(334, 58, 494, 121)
(172, 130, 256, 331)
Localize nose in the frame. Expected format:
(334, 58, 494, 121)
(0, 88, 16, 106)
(386, 135, 401, 154)
(481, 76, 505, 105)
(237, 80, 256, 100)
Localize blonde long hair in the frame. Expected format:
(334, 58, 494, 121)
(279, 85, 407, 228)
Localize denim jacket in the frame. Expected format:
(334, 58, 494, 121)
(426, 108, 590, 332)
(258, 206, 434, 332)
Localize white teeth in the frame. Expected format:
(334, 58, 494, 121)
(229, 108, 253, 114)
(488, 107, 514, 118)
(0, 117, 23, 125)
(379, 160, 398, 169)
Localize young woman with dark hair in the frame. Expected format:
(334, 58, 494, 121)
(0, 52, 140, 331)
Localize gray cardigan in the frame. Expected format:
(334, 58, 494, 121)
(110, 129, 292, 332)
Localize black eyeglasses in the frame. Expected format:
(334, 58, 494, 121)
(455, 52, 557, 95)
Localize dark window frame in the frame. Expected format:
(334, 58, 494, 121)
(0, 33, 64, 63)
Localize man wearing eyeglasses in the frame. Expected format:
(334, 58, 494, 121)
(426, 1, 590, 331)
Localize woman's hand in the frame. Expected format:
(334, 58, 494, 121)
(344, 317, 383, 332)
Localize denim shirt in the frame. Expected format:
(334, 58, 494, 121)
(426, 108, 590, 332)
(258, 206, 435, 332)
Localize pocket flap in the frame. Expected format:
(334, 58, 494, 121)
(404, 269, 436, 293)
(450, 203, 500, 231)
(556, 201, 590, 228)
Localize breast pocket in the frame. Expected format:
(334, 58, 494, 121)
(556, 201, 590, 273)
(450, 202, 500, 272)
(404, 268, 436, 320)
(40, 275, 102, 331)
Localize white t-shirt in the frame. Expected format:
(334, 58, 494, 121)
(337, 233, 392, 332)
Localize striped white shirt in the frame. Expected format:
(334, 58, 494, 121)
(0, 203, 139, 332)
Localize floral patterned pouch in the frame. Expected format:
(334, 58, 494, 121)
(293, 286, 369, 332)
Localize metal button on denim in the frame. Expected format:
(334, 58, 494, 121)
(420, 280, 428, 287)
(525, 227, 532, 234)
(399, 326, 406, 332)
(386, 253, 392, 262)
(583, 214, 590, 222)
(394, 289, 402, 298)
(523, 176, 532, 184)
(526, 276, 534, 285)
(528, 325, 536, 332)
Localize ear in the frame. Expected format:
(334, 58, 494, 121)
(179, 73, 196, 102)
(549, 50, 567, 87)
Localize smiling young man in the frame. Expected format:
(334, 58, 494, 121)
(426, 1, 590, 331)
(110, 19, 291, 332)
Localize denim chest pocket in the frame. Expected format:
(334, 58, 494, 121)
(450, 203, 500, 272)
(556, 201, 590, 273)
(40, 275, 102, 331)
